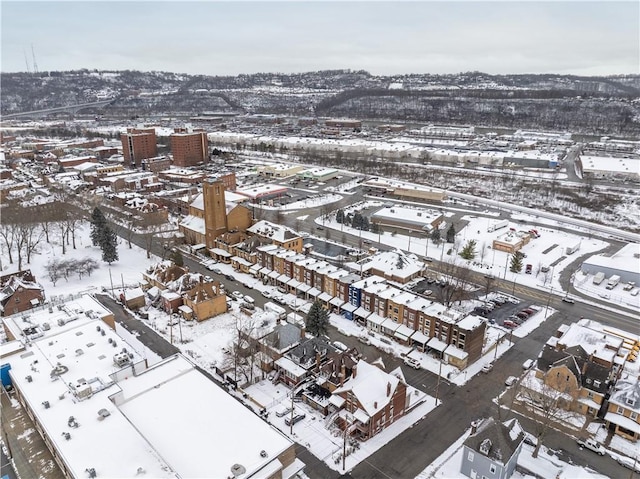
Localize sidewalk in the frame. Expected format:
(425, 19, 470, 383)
(1, 388, 65, 479)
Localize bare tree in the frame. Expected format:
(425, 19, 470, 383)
(433, 257, 475, 307)
(516, 371, 581, 458)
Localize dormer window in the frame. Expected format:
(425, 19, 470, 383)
(479, 438, 492, 455)
(626, 397, 636, 407)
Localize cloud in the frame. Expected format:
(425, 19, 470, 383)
(2, 1, 638, 75)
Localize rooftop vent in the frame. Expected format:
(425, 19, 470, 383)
(230, 464, 246, 477)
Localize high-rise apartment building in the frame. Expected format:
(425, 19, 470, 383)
(170, 129, 209, 167)
(121, 128, 157, 168)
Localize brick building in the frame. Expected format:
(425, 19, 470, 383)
(170, 130, 208, 167)
(121, 128, 157, 168)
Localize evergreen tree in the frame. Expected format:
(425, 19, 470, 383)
(430, 227, 441, 244)
(335, 209, 345, 224)
(305, 300, 329, 337)
(90, 207, 107, 246)
(169, 249, 184, 267)
(361, 216, 370, 231)
(510, 252, 524, 273)
(100, 226, 119, 264)
(459, 239, 477, 260)
(352, 212, 363, 230)
(446, 224, 456, 243)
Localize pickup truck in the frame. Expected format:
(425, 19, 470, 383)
(577, 438, 606, 455)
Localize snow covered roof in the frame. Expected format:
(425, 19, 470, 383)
(116, 355, 294, 478)
(580, 155, 640, 176)
(189, 193, 204, 210)
(235, 183, 288, 199)
(1, 294, 111, 343)
(333, 360, 405, 417)
(248, 220, 300, 243)
(179, 215, 206, 235)
(554, 322, 623, 363)
(364, 250, 424, 279)
(582, 243, 640, 275)
(372, 205, 441, 230)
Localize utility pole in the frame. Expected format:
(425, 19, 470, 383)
(342, 414, 352, 471)
(435, 359, 443, 406)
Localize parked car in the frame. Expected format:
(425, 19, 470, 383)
(275, 406, 293, 418)
(225, 274, 236, 282)
(403, 357, 421, 369)
(261, 289, 272, 298)
(516, 312, 529, 320)
(562, 296, 575, 304)
(522, 308, 536, 315)
(232, 291, 243, 299)
(284, 413, 306, 426)
(617, 455, 640, 472)
(358, 335, 371, 345)
(332, 341, 348, 352)
(577, 438, 606, 456)
(505, 376, 518, 387)
(522, 359, 535, 370)
(482, 363, 494, 373)
(502, 320, 517, 329)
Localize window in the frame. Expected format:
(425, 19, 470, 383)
(618, 405, 625, 414)
(467, 451, 474, 462)
(490, 464, 497, 474)
(626, 397, 636, 407)
(631, 412, 638, 420)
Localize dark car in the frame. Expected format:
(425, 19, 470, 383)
(225, 274, 236, 282)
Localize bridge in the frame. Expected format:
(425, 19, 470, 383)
(2, 99, 116, 119)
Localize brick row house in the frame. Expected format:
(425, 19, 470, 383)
(250, 245, 485, 367)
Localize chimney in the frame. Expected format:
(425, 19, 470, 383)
(387, 382, 391, 397)
(374, 401, 378, 409)
(470, 420, 479, 435)
(340, 363, 346, 386)
(352, 364, 357, 378)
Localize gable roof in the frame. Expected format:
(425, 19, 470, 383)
(333, 359, 405, 417)
(464, 417, 524, 466)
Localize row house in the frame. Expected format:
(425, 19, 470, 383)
(251, 246, 486, 366)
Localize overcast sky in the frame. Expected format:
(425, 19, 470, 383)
(2, 1, 638, 77)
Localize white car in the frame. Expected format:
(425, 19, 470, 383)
(261, 289, 272, 299)
(617, 455, 640, 472)
(232, 291, 243, 299)
(332, 341, 348, 352)
(403, 357, 421, 370)
(577, 438, 606, 456)
(505, 376, 518, 387)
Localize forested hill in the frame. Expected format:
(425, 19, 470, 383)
(2, 69, 639, 135)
